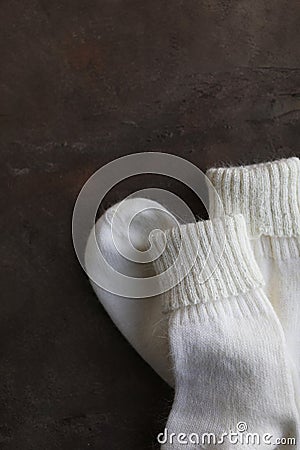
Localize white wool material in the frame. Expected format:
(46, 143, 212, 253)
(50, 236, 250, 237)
(207, 158, 300, 402)
(151, 215, 299, 449)
(85, 198, 177, 385)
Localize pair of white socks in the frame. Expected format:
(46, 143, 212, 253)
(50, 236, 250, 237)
(151, 157, 300, 449)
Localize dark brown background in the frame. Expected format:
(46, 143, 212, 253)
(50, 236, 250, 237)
(1, 1, 300, 448)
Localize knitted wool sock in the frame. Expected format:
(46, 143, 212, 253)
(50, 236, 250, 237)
(151, 215, 299, 449)
(207, 158, 300, 386)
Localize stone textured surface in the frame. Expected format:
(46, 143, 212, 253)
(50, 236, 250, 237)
(1, 0, 300, 448)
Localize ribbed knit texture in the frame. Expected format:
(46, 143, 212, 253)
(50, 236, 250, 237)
(152, 214, 299, 449)
(207, 157, 300, 412)
(151, 215, 264, 312)
(207, 157, 300, 238)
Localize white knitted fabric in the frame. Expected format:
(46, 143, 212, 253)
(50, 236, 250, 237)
(152, 215, 299, 449)
(207, 158, 300, 387)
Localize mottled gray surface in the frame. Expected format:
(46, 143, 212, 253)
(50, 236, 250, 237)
(1, 0, 300, 448)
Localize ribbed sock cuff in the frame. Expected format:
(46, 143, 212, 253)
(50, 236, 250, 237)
(207, 157, 300, 238)
(151, 215, 264, 311)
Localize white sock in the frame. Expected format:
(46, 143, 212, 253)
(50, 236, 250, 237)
(151, 215, 299, 449)
(207, 158, 300, 388)
(84, 198, 178, 384)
